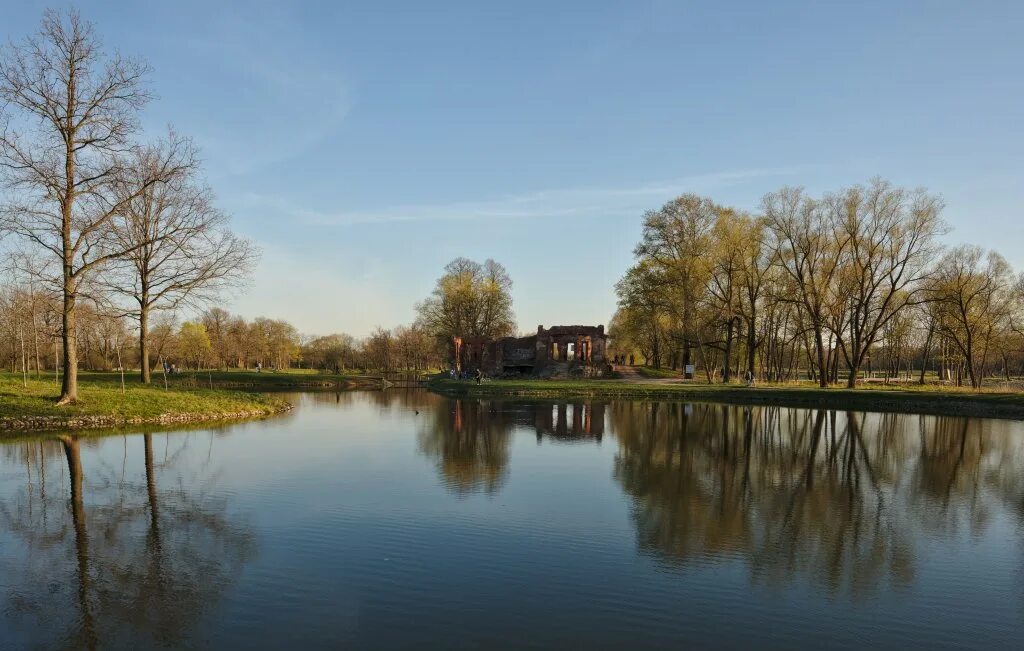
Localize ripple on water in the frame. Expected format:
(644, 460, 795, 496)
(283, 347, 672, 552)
(2, 394, 1024, 649)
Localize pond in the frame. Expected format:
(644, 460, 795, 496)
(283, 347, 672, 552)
(1, 391, 1023, 649)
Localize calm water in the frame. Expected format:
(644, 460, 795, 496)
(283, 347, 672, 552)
(2, 391, 1023, 650)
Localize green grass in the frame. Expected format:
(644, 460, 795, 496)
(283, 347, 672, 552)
(100, 368, 433, 390)
(427, 377, 1024, 420)
(42, 368, 390, 391)
(0, 372, 288, 431)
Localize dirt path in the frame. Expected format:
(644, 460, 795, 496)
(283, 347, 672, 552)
(612, 365, 682, 384)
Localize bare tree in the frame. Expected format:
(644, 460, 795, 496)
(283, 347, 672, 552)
(764, 187, 844, 387)
(101, 135, 254, 383)
(0, 10, 181, 403)
(829, 179, 944, 386)
(930, 245, 1015, 388)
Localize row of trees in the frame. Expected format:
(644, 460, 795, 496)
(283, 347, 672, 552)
(304, 325, 445, 373)
(0, 293, 294, 376)
(0, 287, 453, 376)
(0, 279, 126, 377)
(0, 10, 252, 401)
(612, 179, 1024, 388)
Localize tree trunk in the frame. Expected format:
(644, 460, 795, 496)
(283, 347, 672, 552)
(846, 360, 859, 388)
(919, 323, 934, 384)
(722, 317, 734, 382)
(139, 302, 151, 384)
(966, 355, 979, 388)
(746, 316, 756, 378)
(31, 293, 41, 378)
(58, 87, 78, 404)
(831, 343, 841, 385)
(814, 327, 828, 388)
(58, 286, 78, 404)
(652, 329, 661, 369)
(964, 333, 980, 389)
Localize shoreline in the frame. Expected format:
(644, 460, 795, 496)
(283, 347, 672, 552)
(205, 377, 389, 391)
(427, 379, 1024, 420)
(0, 403, 293, 433)
(0, 374, 294, 434)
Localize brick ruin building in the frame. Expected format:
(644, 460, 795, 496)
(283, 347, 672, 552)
(451, 325, 609, 377)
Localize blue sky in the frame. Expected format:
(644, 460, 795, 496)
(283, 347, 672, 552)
(5, 1, 1023, 336)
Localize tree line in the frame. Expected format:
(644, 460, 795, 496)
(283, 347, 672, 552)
(301, 256, 515, 374)
(0, 287, 450, 376)
(612, 179, 1024, 388)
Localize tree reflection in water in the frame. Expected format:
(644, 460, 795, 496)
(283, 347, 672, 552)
(418, 399, 513, 495)
(611, 402, 1024, 598)
(299, 387, 442, 412)
(0, 431, 255, 650)
(1, 396, 1021, 646)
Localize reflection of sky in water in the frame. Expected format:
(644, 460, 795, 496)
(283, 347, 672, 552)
(1, 391, 1023, 649)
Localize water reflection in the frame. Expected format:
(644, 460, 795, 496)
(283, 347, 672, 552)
(301, 387, 440, 412)
(418, 399, 608, 495)
(1, 394, 1022, 648)
(611, 402, 1024, 598)
(0, 432, 255, 649)
(534, 402, 605, 443)
(418, 399, 513, 495)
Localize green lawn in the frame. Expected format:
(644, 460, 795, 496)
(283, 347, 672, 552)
(0, 372, 288, 431)
(427, 377, 1024, 420)
(45, 368, 387, 391)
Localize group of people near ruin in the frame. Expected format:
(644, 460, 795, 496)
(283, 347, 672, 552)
(448, 367, 483, 383)
(612, 354, 636, 366)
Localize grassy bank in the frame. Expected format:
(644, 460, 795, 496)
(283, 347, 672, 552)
(147, 369, 378, 390)
(20, 369, 410, 391)
(0, 373, 290, 432)
(428, 378, 1024, 420)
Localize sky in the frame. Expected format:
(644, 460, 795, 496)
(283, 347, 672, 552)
(4, 0, 1023, 337)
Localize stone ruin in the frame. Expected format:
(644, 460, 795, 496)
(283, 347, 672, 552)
(451, 325, 610, 378)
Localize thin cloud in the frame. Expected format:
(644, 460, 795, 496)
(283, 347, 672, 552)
(172, 10, 352, 176)
(243, 166, 803, 226)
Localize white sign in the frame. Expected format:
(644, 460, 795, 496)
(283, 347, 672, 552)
(684, 364, 695, 375)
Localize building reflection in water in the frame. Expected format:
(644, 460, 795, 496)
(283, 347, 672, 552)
(534, 402, 605, 444)
(610, 401, 1024, 599)
(0, 431, 255, 650)
(419, 399, 608, 495)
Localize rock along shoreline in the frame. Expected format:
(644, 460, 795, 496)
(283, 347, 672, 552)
(0, 403, 293, 433)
